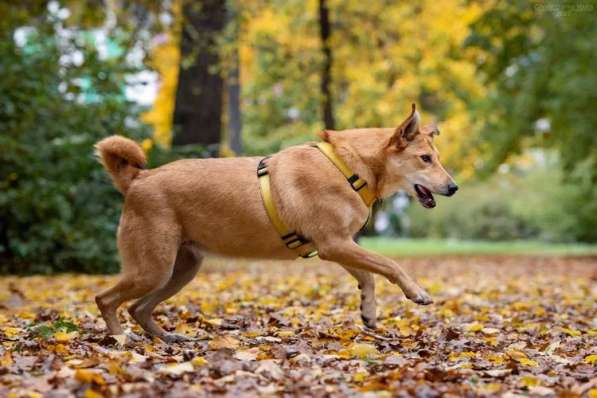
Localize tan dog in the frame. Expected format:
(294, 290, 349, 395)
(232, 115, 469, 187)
(95, 104, 457, 342)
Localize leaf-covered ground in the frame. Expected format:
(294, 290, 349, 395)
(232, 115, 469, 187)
(1, 256, 596, 397)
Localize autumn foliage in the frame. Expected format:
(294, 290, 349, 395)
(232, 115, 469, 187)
(1, 257, 595, 396)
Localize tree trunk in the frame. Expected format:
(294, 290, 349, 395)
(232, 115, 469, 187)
(226, 2, 242, 154)
(173, 0, 226, 149)
(318, 0, 335, 129)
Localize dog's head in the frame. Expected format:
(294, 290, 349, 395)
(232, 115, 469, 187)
(382, 104, 458, 208)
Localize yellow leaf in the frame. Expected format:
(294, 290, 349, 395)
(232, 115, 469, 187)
(520, 375, 540, 388)
(327, 327, 359, 340)
(8, 392, 41, 398)
(141, 138, 153, 154)
(3, 327, 21, 339)
(517, 358, 538, 367)
(192, 356, 208, 367)
(340, 343, 378, 360)
(584, 354, 597, 365)
(1, 351, 13, 367)
(449, 351, 476, 362)
(486, 353, 504, 365)
(465, 323, 483, 332)
(352, 372, 368, 382)
(512, 302, 530, 311)
(75, 369, 106, 385)
(17, 311, 36, 320)
(54, 331, 77, 342)
(84, 389, 103, 398)
(390, 319, 416, 337)
(477, 383, 502, 394)
(206, 318, 223, 326)
(208, 335, 240, 350)
(559, 327, 581, 337)
(276, 330, 294, 338)
(353, 343, 379, 359)
(588, 388, 597, 398)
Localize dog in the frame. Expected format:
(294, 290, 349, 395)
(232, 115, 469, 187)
(95, 104, 457, 342)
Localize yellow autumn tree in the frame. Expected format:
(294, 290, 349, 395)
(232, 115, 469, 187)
(145, 0, 485, 178)
(141, 0, 182, 147)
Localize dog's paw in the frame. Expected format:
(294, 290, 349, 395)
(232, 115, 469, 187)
(361, 314, 377, 329)
(407, 291, 433, 305)
(159, 333, 196, 344)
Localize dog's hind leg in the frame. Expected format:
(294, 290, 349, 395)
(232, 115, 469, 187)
(128, 244, 203, 342)
(341, 266, 377, 329)
(95, 220, 181, 336)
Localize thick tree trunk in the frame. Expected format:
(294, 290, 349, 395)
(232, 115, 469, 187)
(226, 2, 242, 154)
(173, 0, 226, 148)
(318, 0, 335, 129)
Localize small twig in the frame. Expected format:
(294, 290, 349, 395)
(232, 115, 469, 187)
(358, 325, 394, 341)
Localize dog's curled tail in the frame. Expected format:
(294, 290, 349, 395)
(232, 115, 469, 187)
(95, 135, 147, 194)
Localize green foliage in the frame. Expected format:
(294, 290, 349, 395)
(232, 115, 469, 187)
(402, 158, 593, 242)
(466, 0, 597, 170)
(30, 318, 79, 339)
(0, 17, 149, 274)
(465, 1, 597, 241)
(241, 1, 322, 155)
(361, 237, 597, 257)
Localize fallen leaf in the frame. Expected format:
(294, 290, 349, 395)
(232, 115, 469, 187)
(584, 354, 597, 365)
(75, 369, 106, 385)
(191, 356, 208, 367)
(256, 360, 284, 380)
(234, 350, 258, 361)
(339, 343, 379, 360)
(159, 362, 194, 376)
(208, 335, 240, 350)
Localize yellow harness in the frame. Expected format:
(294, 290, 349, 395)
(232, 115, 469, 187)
(257, 142, 376, 258)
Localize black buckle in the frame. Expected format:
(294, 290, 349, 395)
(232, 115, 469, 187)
(347, 174, 367, 191)
(281, 232, 308, 249)
(301, 250, 318, 259)
(257, 157, 270, 177)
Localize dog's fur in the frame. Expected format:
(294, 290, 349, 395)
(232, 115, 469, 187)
(95, 105, 457, 342)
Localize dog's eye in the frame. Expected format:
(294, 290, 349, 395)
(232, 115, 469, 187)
(420, 155, 432, 163)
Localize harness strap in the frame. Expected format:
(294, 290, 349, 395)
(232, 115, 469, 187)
(314, 142, 377, 207)
(257, 158, 318, 258)
(257, 143, 377, 259)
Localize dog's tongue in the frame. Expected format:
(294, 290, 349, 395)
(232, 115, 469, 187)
(415, 184, 436, 208)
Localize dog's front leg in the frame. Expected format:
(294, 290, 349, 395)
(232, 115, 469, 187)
(319, 240, 432, 305)
(341, 266, 377, 328)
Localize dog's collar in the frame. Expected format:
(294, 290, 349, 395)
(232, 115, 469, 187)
(256, 143, 376, 259)
(313, 142, 376, 207)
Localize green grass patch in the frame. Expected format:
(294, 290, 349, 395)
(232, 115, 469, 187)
(361, 237, 597, 257)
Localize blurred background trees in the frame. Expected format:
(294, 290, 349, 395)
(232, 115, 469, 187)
(1, 0, 595, 273)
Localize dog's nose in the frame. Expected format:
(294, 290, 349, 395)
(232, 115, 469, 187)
(446, 183, 458, 196)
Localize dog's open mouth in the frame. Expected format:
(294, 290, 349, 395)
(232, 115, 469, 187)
(414, 184, 436, 208)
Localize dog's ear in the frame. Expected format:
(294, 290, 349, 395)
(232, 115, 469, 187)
(421, 122, 440, 138)
(318, 129, 333, 142)
(389, 103, 420, 148)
